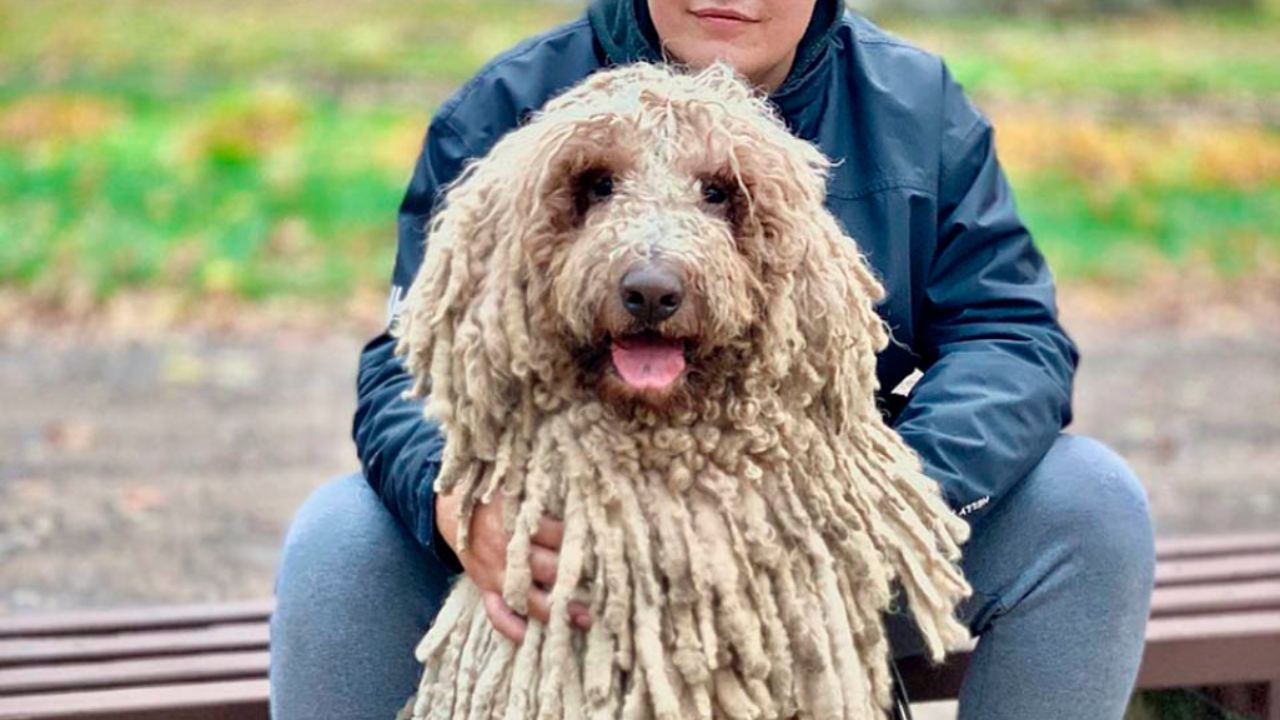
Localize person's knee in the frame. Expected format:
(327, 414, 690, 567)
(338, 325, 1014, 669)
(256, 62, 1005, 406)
(1026, 435, 1156, 592)
(281, 474, 376, 578)
(276, 473, 425, 605)
(282, 473, 369, 554)
(271, 473, 445, 719)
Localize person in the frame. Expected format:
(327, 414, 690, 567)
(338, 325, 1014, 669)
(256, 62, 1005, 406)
(269, 1, 1156, 718)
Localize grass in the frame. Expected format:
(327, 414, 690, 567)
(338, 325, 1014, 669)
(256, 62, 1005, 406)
(0, 87, 420, 300)
(892, 11, 1280, 100)
(1, 0, 1277, 302)
(0, 0, 571, 91)
(1, 87, 414, 299)
(993, 110, 1280, 281)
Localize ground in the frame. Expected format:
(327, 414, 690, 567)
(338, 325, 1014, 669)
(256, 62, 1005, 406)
(1, 284, 1275, 614)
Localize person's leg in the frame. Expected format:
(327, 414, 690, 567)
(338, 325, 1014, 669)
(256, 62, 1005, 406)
(270, 473, 455, 720)
(956, 434, 1156, 719)
(891, 434, 1155, 719)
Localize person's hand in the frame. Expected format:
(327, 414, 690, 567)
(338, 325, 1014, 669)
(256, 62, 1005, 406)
(435, 491, 591, 643)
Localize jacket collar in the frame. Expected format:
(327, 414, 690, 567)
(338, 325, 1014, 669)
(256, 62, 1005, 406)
(588, 0, 841, 135)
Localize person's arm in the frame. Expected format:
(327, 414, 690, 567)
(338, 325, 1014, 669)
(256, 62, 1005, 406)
(892, 66, 1079, 520)
(351, 114, 473, 572)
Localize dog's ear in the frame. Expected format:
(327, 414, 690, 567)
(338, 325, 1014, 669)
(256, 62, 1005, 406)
(791, 212, 889, 431)
(393, 134, 545, 462)
(393, 103, 609, 464)
(744, 146, 888, 432)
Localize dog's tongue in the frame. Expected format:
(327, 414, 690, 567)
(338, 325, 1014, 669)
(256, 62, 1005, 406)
(610, 335, 686, 391)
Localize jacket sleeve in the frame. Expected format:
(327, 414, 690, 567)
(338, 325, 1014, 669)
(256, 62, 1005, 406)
(351, 115, 474, 572)
(892, 66, 1079, 520)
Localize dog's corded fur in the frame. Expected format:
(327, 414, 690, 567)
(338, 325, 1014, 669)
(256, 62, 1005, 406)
(394, 64, 971, 720)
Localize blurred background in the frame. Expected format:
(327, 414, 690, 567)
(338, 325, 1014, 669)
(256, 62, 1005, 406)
(0, 0, 1277, 711)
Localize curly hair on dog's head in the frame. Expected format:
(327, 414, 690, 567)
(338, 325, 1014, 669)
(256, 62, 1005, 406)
(401, 63, 888, 434)
(396, 63, 970, 720)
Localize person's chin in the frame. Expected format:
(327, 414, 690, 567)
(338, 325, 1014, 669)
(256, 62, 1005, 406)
(678, 43, 753, 77)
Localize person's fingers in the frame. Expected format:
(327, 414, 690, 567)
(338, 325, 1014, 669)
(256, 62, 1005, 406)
(568, 601, 592, 630)
(530, 516, 565, 550)
(483, 591, 527, 644)
(525, 590, 593, 630)
(527, 587, 552, 625)
(529, 545, 559, 588)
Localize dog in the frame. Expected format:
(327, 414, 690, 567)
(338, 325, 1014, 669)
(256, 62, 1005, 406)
(394, 63, 970, 720)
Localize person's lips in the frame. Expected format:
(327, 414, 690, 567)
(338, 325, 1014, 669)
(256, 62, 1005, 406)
(691, 6, 758, 24)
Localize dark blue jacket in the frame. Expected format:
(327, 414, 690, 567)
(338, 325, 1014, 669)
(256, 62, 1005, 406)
(353, 0, 1078, 569)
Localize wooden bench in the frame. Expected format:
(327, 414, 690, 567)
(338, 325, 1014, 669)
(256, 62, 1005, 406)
(2, 533, 1277, 720)
(0, 601, 271, 719)
(902, 532, 1280, 719)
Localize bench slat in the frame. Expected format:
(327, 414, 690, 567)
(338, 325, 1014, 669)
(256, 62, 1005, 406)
(0, 624, 267, 669)
(1139, 611, 1280, 688)
(1155, 533, 1280, 560)
(0, 651, 269, 696)
(1155, 553, 1280, 587)
(0, 602, 274, 640)
(904, 610, 1280, 700)
(1145, 609, 1280, 643)
(1151, 580, 1280, 617)
(0, 678, 268, 720)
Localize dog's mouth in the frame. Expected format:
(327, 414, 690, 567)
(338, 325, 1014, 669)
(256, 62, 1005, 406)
(608, 331, 692, 393)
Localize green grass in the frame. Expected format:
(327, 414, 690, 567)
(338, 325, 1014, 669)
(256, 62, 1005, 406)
(888, 12, 1280, 99)
(0, 0, 580, 300)
(0, 0, 573, 92)
(0, 87, 419, 299)
(1, 0, 1277, 302)
(1019, 175, 1280, 282)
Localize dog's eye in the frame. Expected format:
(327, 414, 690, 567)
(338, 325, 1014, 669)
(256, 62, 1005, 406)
(587, 173, 614, 202)
(702, 181, 730, 205)
(573, 170, 616, 218)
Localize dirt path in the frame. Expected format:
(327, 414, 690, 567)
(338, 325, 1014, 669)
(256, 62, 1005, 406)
(0, 290, 1276, 613)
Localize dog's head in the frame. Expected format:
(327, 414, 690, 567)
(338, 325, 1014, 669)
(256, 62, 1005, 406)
(397, 64, 887, 437)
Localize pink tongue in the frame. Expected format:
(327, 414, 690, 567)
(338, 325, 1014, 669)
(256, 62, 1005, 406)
(610, 336, 687, 390)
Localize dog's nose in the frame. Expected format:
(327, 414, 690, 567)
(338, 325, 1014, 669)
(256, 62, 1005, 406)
(620, 265, 684, 323)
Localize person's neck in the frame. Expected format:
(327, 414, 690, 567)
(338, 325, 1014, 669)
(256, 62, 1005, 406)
(751, 50, 797, 95)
